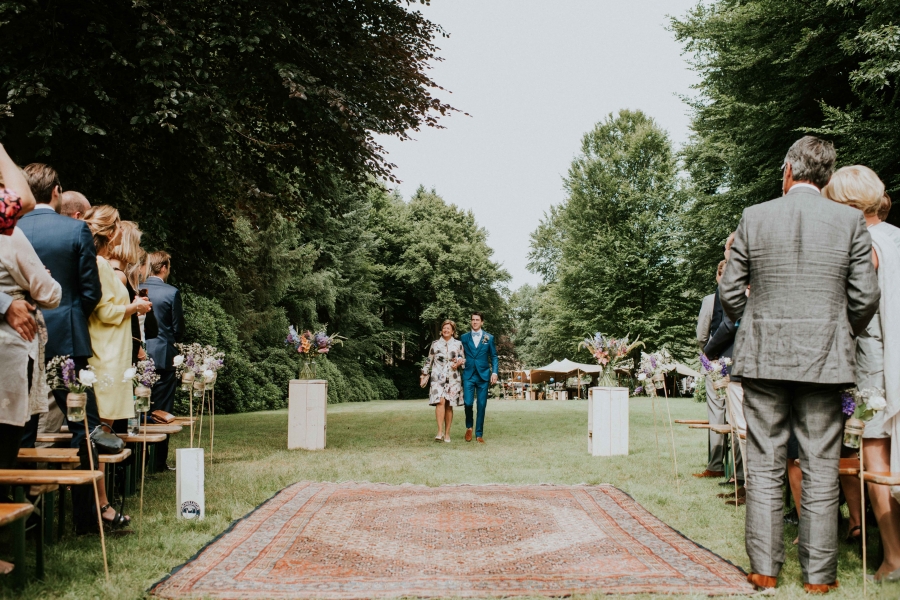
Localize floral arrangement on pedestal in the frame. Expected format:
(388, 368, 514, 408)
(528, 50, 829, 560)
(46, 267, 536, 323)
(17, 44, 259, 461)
(174, 343, 225, 397)
(46, 355, 97, 422)
(579, 332, 642, 387)
(635, 350, 676, 396)
(699, 354, 731, 399)
(124, 358, 161, 413)
(285, 325, 344, 379)
(841, 387, 887, 448)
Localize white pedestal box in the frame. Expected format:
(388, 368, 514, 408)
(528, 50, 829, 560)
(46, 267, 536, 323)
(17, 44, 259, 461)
(588, 386, 629, 456)
(288, 379, 328, 450)
(176, 448, 205, 520)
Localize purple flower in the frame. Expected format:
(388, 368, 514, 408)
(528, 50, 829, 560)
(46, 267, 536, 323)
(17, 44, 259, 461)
(699, 354, 711, 373)
(62, 358, 76, 386)
(841, 391, 856, 417)
(720, 362, 729, 377)
(650, 356, 657, 369)
(634, 386, 643, 394)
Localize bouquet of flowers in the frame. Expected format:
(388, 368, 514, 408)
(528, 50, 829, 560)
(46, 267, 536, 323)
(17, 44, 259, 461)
(286, 325, 344, 379)
(699, 353, 731, 399)
(841, 387, 887, 448)
(46, 355, 97, 422)
(635, 350, 676, 395)
(579, 332, 642, 387)
(124, 358, 161, 412)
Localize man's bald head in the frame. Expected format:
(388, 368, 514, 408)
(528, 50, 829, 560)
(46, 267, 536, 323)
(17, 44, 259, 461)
(60, 191, 91, 219)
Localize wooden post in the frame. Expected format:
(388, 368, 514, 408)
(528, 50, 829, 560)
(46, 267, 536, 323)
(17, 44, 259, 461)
(860, 437, 867, 595)
(662, 383, 680, 492)
(288, 380, 328, 450)
(84, 418, 109, 581)
(588, 386, 629, 456)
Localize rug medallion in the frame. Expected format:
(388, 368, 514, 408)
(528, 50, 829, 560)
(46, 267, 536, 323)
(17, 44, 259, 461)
(151, 482, 754, 598)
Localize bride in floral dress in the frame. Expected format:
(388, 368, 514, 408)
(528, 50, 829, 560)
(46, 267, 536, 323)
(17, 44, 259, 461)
(420, 319, 465, 443)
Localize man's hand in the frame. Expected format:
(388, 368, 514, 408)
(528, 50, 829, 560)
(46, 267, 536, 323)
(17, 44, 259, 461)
(4, 299, 37, 342)
(490, 373, 498, 385)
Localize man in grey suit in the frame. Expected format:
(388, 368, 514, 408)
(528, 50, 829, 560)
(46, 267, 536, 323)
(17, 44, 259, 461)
(720, 136, 880, 592)
(694, 261, 727, 479)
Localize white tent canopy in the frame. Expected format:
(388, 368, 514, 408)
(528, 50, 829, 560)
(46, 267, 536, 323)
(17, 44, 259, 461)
(527, 359, 604, 384)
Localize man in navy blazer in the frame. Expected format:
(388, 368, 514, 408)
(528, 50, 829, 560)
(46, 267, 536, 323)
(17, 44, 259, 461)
(460, 312, 498, 443)
(16, 166, 102, 533)
(144, 251, 184, 470)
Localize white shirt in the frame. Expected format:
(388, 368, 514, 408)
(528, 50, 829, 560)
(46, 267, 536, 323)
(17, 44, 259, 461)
(32, 204, 56, 212)
(471, 329, 483, 347)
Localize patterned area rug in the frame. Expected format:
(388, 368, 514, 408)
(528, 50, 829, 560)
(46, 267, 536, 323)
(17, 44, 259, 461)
(151, 482, 754, 598)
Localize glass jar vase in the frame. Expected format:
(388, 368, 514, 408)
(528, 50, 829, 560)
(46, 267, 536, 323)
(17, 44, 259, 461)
(298, 359, 317, 380)
(180, 370, 195, 392)
(66, 392, 87, 423)
(134, 385, 152, 412)
(843, 418, 865, 449)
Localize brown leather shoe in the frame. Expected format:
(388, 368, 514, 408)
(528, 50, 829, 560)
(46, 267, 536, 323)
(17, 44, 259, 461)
(476, 437, 485, 444)
(718, 486, 745, 499)
(747, 573, 777, 590)
(693, 469, 725, 478)
(803, 581, 839, 594)
(724, 496, 745, 506)
(465, 428, 473, 442)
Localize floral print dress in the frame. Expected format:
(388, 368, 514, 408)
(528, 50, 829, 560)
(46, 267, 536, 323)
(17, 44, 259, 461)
(423, 337, 465, 406)
(1, 188, 23, 236)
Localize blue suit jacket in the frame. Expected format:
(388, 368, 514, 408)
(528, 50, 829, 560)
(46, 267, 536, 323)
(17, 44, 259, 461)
(460, 330, 499, 383)
(143, 277, 184, 371)
(17, 208, 101, 359)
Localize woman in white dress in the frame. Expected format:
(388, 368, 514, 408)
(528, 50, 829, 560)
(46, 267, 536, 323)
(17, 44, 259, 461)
(420, 319, 465, 443)
(824, 166, 900, 582)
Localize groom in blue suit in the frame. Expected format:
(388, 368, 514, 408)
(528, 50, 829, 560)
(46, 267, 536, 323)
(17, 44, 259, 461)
(460, 312, 498, 443)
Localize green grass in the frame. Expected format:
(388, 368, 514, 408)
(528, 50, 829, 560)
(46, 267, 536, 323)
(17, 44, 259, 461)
(2, 397, 898, 599)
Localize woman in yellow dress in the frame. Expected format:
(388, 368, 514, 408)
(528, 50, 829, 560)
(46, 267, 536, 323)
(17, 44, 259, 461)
(83, 206, 152, 422)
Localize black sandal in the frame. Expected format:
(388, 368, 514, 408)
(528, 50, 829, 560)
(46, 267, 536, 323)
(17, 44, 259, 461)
(100, 503, 131, 530)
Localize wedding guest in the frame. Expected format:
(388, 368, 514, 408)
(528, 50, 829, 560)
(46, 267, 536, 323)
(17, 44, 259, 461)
(84, 205, 152, 529)
(694, 260, 728, 479)
(0, 145, 42, 512)
(824, 165, 900, 581)
(720, 136, 880, 592)
(144, 251, 184, 470)
(878, 193, 891, 222)
(60, 190, 90, 220)
(108, 221, 157, 363)
(16, 167, 106, 534)
(421, 319, 464, 442)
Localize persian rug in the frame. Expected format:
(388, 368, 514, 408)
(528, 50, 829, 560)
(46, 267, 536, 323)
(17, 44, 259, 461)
(151, 482, 754, 598)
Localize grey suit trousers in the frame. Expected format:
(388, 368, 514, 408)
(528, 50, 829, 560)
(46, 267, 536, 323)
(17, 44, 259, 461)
(742, 378, 844, 585)
(705, 374, 726, 472)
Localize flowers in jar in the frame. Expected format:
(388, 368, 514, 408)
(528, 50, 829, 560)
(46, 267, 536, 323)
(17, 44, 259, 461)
(841, 387, 887, 448)
(46, 355, 96, 422)
(124, 358, 161, 412)
(699, 353, 731, 399)
(175, 343, 225, 393)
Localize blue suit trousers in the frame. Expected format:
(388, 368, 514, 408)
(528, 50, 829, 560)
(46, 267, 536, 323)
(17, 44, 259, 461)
(463, 376, 489, 438)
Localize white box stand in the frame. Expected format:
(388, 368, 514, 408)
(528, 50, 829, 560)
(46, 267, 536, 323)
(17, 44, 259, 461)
(288, 379, 328, 450)
(176, 447, 205, 520)
(588, 386, 629, 456)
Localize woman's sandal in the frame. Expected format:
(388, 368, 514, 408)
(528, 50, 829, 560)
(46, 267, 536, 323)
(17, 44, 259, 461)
(845, 524, 862, 545)
(100, 503, 132, 532)
(434, 435, 443, 442)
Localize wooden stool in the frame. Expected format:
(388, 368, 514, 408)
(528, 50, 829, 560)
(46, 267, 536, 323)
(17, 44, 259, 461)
(0, 503, 34, 590)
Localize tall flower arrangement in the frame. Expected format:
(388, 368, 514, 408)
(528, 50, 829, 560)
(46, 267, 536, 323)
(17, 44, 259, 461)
(841, 387, 887, 448)
(579, 333, 642, 387)
(285, 325, 344, 379)
(46, 355, 97, 422)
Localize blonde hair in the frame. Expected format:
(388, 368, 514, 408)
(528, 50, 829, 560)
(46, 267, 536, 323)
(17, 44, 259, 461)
(440, 319, 457, 336)
(109, 221, 144, 289)
(822, 165, 885, 216)
(82, 205, 120, 252)
(878, 193, 892, 222)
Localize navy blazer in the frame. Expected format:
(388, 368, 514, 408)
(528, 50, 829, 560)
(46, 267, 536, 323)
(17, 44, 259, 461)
(18, 208, 101, 359)
(460, 330, 499, 383)
(144, 277, 184, 371)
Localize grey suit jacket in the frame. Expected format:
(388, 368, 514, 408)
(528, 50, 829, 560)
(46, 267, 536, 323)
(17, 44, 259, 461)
(720, 186, 880, 384)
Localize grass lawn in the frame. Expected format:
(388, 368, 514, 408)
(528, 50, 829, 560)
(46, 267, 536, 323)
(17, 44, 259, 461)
(2, 397, 898, 599)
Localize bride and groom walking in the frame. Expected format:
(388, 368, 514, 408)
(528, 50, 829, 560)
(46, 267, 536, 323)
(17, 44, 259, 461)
(420, 312, 499, 444)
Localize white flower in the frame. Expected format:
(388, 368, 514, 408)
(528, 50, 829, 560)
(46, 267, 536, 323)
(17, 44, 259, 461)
(123, 367, 137, 381)
(869, 395, 887, 412)
(78, 369, 98, 387)
(203, 369, 215, 380)
(173, 355, 185, 367)
(636, 373, 646, 381)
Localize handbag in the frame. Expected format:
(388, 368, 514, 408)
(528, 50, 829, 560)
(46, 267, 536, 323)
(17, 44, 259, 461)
(150, 410, 175, 424)
(90, 423, 125, 454)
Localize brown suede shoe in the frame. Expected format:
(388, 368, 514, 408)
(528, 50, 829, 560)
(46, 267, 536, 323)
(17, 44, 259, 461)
(476, 437, 485, 444)
(724, 496, 745, 506)
(747, 573, 777, 590)
(803, 581, 839, 594)
(693, 469, 725, 478)
(717, 486, 745, 499)
(465, 428, 473, 442)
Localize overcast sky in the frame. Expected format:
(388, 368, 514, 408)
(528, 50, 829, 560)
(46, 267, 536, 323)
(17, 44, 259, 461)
(377, 0, 701, 289)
